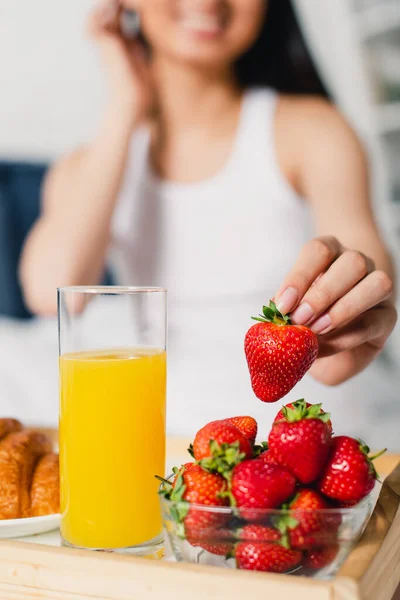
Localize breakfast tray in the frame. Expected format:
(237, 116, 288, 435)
(0, 438, 399, 600)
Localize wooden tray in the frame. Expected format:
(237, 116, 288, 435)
(0, 440, 398, 600)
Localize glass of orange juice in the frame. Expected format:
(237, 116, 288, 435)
(58, 286, 167, 555)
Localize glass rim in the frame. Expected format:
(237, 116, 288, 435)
(159, 493, 373, 515)
(57, 286, 167, 295)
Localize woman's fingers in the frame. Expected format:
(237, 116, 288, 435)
(290, 250, 375, 327)
(275, 237, 342, 315)
(317, 302, 397, 358)
(309, 269, 393, 335)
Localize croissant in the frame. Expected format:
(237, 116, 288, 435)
(30, 453, 60, 517)
(0, 421, 59, 520)
(0, 419, 23, 440)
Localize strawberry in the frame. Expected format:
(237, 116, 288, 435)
(176, 464, 228, 507)
(166, 465, 232, 556)
(259, 449, 279, 465)
(236, 526, 302, 573)
(277, 489, 339, 550)
(184, 515, 234, 556)
(192, 419, 253, 461)
(191, 538, 233, 556)
(303, 545, 339, 570)
(275, 401, 333, 433)
(230, 457, 296, 510)
(226, 416, 258, 445)
(268, 399, 332, 484)
(244, 301, 318, 403)
(239, 524, 281, 542)
(317, 436, 386, 504)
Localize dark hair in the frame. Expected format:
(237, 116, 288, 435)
(235, 0, 330, 98)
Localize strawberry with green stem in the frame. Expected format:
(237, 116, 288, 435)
(268, 398, 332, 484)
(276, 489, 339, 550)
(191, 419, 253, 461)
(274, 400, 333, 433)
(159, 464, 232, 556)
(245, 301, 318, 403)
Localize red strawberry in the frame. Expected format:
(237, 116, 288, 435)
(275, 401, 333, 433)
(191, 539, 233, 556)
(303, 545, 339, 569)
(236, 526, 302, 573)
(239, 524, 281, 542)
(278, 489, 339, 550)
(169, 465, 232, 555)
(268, 399, 332, 484)
(226, 416, 258, 445)
(244, 301, 318, 403)
(185, 519, 234, 556)
(259, 449, 279, 465)
(193, 419, 253, 461)
(318, 436, 386, 504)
(178, 464, 228, 506)
(230, 458, 296, 510)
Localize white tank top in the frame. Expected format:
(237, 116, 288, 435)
(111, 88, 397, 449)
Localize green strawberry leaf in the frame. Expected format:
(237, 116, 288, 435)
(225, 547, 236, 559)
(168, 466, 187, 503)
(251, 300, 291, 325)
(282, 399, 331, 424)
(199, 440, 245, 477)
(358, 438, 370, 455)
(219, 488, 237, 507)
(358, 440, 387, 480)
(262, 305, 276, 320)
(253, 441, 269, 458)
(274, 513, 299, 535)
(306, 403, 323, 418)
(176, 520, 187, 539)
(155, 475, 173, 497)
(187, 444, 195, 458)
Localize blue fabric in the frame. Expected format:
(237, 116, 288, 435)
(0, 162, 47, 319)
(0, 161, 114, 320)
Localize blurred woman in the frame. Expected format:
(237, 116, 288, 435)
(20, 0, 397, 440)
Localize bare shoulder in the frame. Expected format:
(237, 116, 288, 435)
(275, 95, 367, 196)
(277, 95, 366, 162)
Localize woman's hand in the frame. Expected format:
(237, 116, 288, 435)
(88, 0, 154, 123)
(275, 236, 397, 385)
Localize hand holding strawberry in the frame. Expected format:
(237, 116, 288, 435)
(245, 301, 318, 403)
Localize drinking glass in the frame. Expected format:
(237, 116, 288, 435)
(58, 286, 167, 555)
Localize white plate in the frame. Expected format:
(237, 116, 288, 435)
(0, 514, 60, 539)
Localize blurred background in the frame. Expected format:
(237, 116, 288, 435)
(0, 0, 399, 431)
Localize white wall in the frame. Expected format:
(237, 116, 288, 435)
(0, 0, 105, 161)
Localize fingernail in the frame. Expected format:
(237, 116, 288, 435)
(276, 287, 298, 315)
(310, 314, 332, 334)
(291, 302, 314, 325)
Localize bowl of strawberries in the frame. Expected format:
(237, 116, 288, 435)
(159, 400, 383, 579)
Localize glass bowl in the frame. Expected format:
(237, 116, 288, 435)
(160, 489, 376, 579)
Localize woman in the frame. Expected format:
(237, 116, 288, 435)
(20, 0, 397, 441)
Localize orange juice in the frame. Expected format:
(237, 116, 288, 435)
(59, 348, 166, 549)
